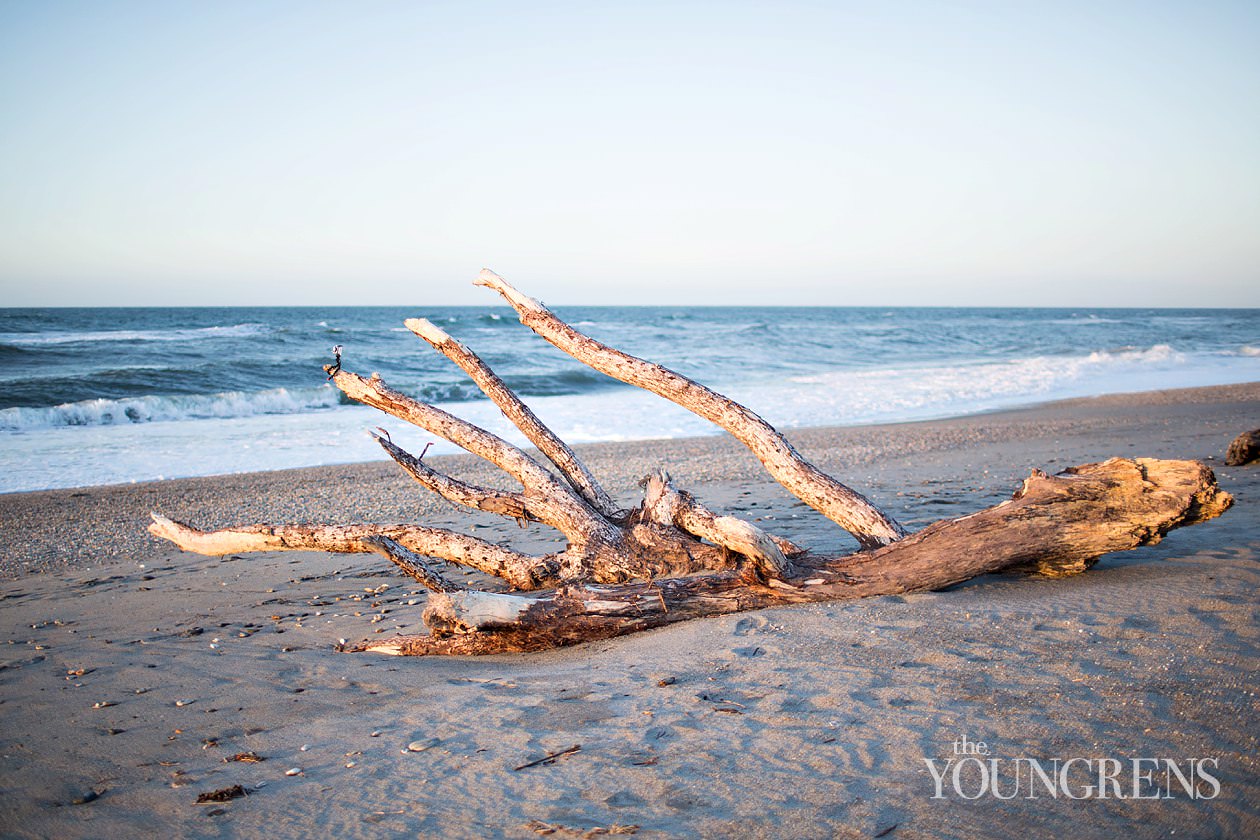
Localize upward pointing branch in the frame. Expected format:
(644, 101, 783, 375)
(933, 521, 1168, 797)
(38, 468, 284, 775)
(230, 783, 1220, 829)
(474, 268, 906, 548)
(331, 368, 630, 576)
(405, 317, 623, 520)
(333, 370, 542, 487)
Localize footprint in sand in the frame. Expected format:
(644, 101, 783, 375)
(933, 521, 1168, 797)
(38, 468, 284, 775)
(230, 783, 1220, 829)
(733, 615, 769, 636)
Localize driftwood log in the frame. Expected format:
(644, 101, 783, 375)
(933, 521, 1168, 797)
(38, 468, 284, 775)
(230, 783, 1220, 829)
(149, 270, 1233, 656)
(1225, 429, 1260, 466)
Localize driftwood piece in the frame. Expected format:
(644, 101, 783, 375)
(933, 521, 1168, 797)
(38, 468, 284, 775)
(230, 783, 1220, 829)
(149, 270, 1233, 657)
(1225, 429, 1260, 466)
(474, 270, 905, 549)
(406, 317, 623, 519)
(355, 458, 1230, 655)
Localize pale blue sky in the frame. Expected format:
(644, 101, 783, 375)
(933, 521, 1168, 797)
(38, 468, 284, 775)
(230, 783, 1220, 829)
(1, 0, 1257, 306)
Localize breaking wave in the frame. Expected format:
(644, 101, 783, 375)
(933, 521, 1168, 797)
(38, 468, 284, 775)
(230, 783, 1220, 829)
(0, 323, 268, 347)
(0, 385, 342, 430)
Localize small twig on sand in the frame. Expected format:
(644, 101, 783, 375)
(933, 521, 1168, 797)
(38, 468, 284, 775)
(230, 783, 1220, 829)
(513, 744, 581, 771)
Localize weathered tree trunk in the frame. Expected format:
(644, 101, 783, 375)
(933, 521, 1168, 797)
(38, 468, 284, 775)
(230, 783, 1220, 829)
(149, 270, 1233, 657)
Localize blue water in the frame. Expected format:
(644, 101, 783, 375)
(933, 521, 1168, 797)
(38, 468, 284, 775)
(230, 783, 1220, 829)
(1, 306, 1257, 492)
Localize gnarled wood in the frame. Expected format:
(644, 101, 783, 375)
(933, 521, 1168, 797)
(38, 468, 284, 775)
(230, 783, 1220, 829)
(148, 273, 1233, 658)
(372, 431, 542, 525)
(356, 458, 1231, 655)
(148, 514, 560, 590)
(361, 535, 462, 592)
(406, 317, 623, 520)
(329, 369, 634, 582)
(642, 469, 797, 580)
(475, 269, 905, 549)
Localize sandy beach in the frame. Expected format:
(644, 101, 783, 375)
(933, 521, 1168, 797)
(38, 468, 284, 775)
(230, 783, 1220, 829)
(1, 382, 1257, 838)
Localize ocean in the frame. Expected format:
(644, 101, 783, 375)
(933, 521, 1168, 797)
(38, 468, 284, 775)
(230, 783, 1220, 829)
(1, 305, 1257, 493)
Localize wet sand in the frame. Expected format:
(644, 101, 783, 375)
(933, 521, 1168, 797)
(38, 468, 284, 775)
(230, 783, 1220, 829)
(1, 382, 1257, 838)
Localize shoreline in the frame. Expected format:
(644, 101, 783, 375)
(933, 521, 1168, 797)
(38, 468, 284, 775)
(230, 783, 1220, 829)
(0, 380, 1256, 836)
(4, 376, 1259, 497)
(1, 380, 1256, 580)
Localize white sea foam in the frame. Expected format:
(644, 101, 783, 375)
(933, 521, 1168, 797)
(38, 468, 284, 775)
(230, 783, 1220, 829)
(0, 386, 341, 431)
(1, 343, 1256, 493)
(1086, 343, 1181, 364)
(1048, 314, 1125, 325)
(764, 343, 1224, 428)
(0, 323, 267, 346)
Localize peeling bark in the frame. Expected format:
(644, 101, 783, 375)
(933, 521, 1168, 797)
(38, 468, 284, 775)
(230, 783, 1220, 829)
(148, 514, 560, 590)
(405, 317, 623, 519)
(356, 458, 1231, 655)
(642, 469, 797, 580)
(474, 269, 905, 549)
(148, 270, 1233, 657)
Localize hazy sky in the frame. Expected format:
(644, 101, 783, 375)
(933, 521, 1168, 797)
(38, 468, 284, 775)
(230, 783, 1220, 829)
(1, 0, 1257, 306)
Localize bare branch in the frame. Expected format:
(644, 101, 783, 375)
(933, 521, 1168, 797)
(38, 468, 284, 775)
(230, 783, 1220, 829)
(372, 432, 541, 526)
(474, 268, 905, 549)
(406, 317, 623, 520)
(333, 370, 547, 491)
(360, 536, 462, 593)
(148, 515, 560, 589)
(333, 370, 620, 549)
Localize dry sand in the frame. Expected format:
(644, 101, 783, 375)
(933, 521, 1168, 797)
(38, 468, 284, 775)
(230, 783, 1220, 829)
(1, 382, 1257, 838)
